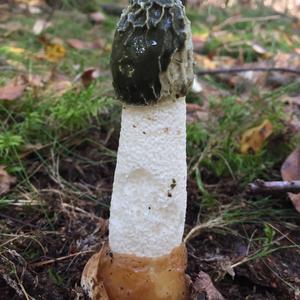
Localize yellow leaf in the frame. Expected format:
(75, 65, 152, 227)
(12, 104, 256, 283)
(44, 43, 66, 63)
(240, 120, 273, 154)
(6, 46, 26, 55)
(14, 0, 45, 6)
(194, 54, 216, 69)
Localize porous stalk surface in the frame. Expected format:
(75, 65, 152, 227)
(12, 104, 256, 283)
(109, 97, 187, 257)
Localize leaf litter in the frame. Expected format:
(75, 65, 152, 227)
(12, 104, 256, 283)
(0, 166, 16, 196)
(1, 1, 300, 299)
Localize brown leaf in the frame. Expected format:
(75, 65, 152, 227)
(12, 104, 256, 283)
(90, 39, 105, 50)
(47, 80, 72, 97)
(191, 271, 225, 300)
(44, 70, 72, 97)
(194, 54, 216, 69)
(0, 81, 26, 100)
(274, 52, 300, 69)
(0, 22, 23, 35)
(281, 145, 300, 212)
(186, 103, 208, 124)
(89, 12, 106, 23)
(0, 166, 16, 196)
(80, 68, 101, 87)
(0, 4, 10, 22)
(186, 103, 203, 113)
(67, 38, 104, 50)
(25, 74, 44, 88)
(67, 38, 88, 50)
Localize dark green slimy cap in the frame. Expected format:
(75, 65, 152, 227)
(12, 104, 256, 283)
(110, 0, 193, 105)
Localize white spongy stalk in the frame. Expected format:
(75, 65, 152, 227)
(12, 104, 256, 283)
(109, 98, 187, 257)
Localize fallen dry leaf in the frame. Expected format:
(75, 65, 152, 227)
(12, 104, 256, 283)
(67, 38, 88, 50)
(0, 166, 16, 196)
(67, 38, 104, 50)
(45, 43, 66, 62)
(248, 41, 272, 59)
(282, 94, 300, 131)
(15, 0, 45, 6)
(45, 72, 72, 97)
(38, 36, 66, 62)
(274, 52, 300, 69)
(47, 80, 72, 97)
(80, 68, 101, 87)
(32, 19, 52, 35)
(281, 145, 300, 212)
(6, 46, 26, 55)
(89, 11, 106, 23)
(0, 4, 10, 22)
(194, 54, 216, 69)
(227, 62, 268, 88)
(0, 81, 26, 100)
(15, 0, 45, 13)
(240, 119, 273, 154)
(5, 59, 26, 71)
(24, 73, 44, 88)
(186, 103, 208, 124)
(0, 22, 24, 36)
(191, 271, 225, 300)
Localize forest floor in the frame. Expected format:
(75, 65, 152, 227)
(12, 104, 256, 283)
(0, 1, 300, 299)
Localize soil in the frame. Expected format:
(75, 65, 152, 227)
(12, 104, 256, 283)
(0, 130, 299, 300)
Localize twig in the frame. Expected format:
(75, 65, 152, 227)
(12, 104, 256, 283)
(213, 15, 281, 31)
(247, 179, 300, 194)
(30, 250, 93, 267)
(197, 67, 300, 76)
(184, 216, 226, 243)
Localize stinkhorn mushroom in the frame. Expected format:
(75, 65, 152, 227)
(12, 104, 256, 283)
(82, 0, 194, 299)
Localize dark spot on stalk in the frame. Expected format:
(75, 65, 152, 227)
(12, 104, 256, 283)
(170, 178, 176, 189)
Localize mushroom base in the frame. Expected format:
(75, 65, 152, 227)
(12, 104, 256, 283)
(81, 244, 188, 300)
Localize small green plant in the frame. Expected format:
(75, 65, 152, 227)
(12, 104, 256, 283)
(0, 85, 114, 167)
(187, 85, 294, 186)
(263, 223, 276, 248)
(0, 132, 23, 158)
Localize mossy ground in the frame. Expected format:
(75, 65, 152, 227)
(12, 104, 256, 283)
(0, 1, 300, 299)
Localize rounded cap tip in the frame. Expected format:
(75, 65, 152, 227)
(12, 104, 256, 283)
(110, 0, 194, 105)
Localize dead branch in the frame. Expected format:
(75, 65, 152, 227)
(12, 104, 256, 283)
(247, 179, 300, 194)
(197, 67, 300, 76)
(213, 15, 281, 31)
(30, 250, 93, 267)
